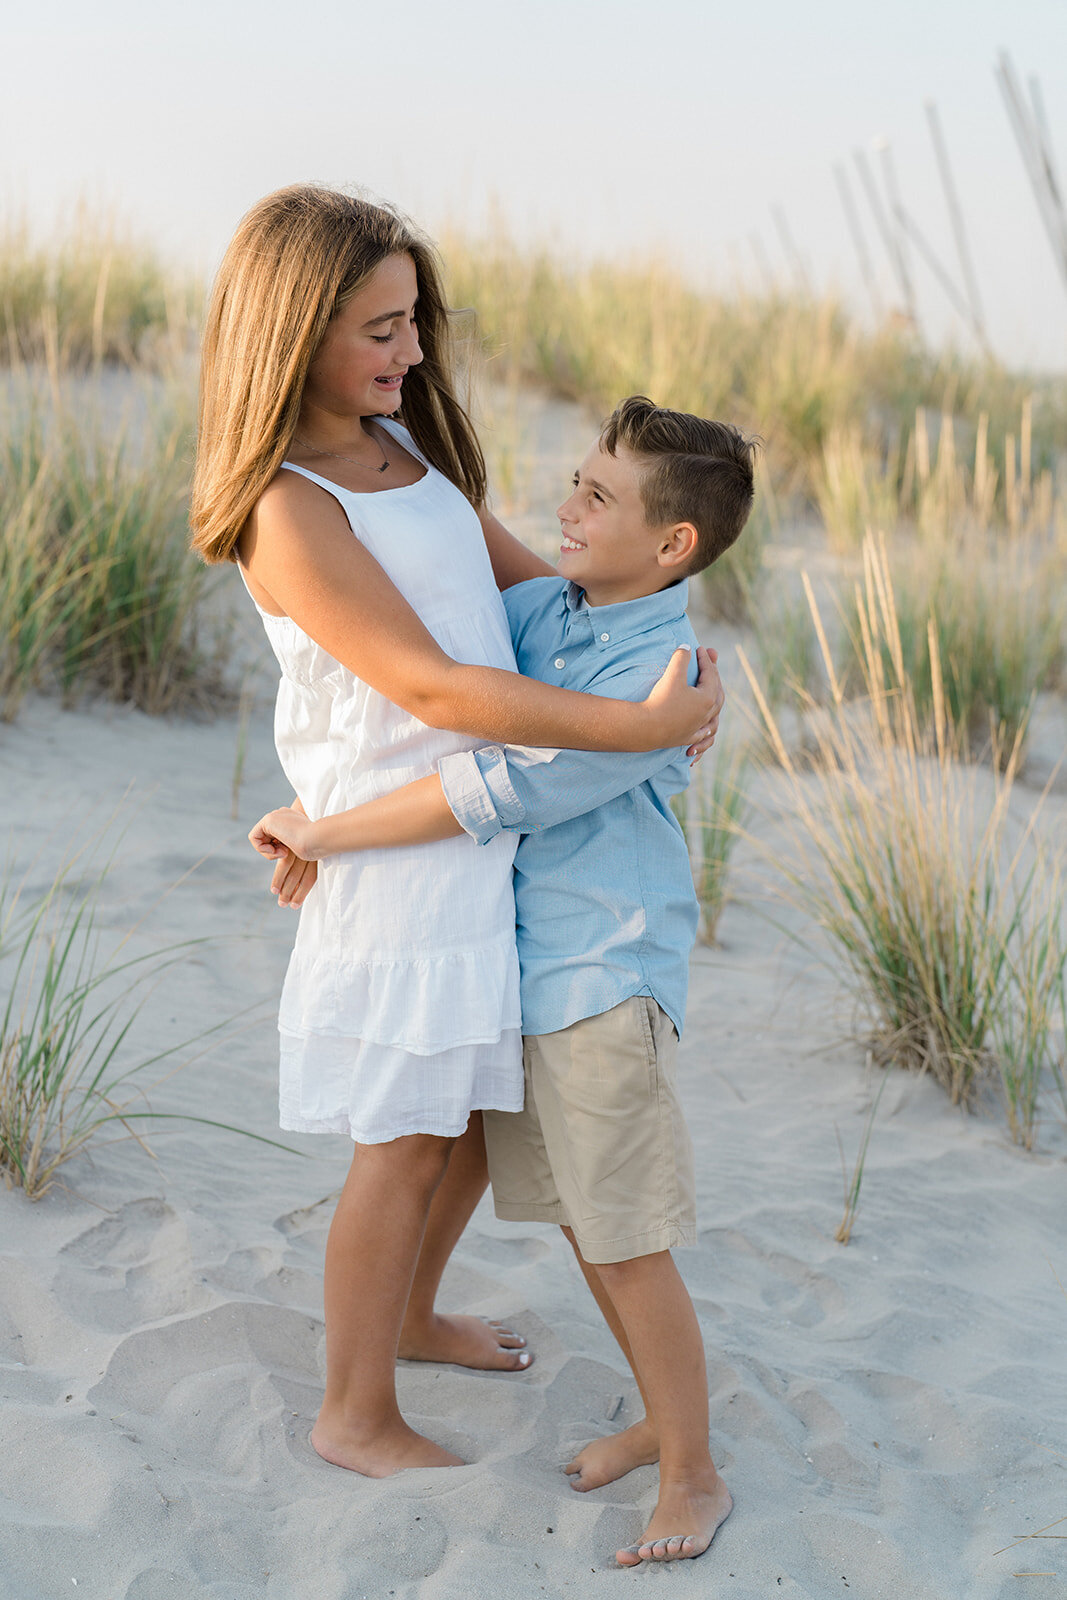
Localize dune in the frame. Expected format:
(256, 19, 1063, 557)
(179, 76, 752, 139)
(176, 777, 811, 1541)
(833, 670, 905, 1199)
(0, 564, 1064, 1599)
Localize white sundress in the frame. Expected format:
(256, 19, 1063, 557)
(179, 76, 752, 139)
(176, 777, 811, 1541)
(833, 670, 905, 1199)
(245, 419, 523, 1144)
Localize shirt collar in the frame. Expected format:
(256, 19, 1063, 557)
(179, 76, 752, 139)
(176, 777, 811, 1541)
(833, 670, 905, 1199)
(561, 578, 690, 641)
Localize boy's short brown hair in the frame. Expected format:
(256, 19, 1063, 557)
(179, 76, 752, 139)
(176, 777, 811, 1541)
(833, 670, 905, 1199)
(599, 395, 757, 574)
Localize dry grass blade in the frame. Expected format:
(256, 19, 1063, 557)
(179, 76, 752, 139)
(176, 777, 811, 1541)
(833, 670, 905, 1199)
(834, 1070, 887, 1244)
(993, 1514, 1067, 1558)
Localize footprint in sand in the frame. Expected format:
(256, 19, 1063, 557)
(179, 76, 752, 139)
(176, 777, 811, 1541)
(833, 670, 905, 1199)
(786, 1380, 883, 1512)
(89, 1300, 324, 1479)
(58, 1197, 211, 1332)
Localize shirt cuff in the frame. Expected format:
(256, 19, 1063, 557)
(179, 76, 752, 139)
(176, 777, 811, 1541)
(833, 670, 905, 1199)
(438, 747, 527, 845)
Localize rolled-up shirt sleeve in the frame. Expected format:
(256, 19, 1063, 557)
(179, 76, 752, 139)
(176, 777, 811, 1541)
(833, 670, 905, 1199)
(439, 740, 687, 844)
(438, 745, 527, 844)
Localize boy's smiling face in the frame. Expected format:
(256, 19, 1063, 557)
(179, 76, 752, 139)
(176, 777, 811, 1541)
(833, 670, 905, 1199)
(555, 442, 695, 607)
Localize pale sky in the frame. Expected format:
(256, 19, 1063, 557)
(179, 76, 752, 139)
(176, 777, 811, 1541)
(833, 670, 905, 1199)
(5, 0, 1066, 369)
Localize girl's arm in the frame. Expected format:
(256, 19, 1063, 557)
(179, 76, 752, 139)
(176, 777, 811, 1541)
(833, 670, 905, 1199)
(476, 505, 556, 588)
(241, 473, 721, 753)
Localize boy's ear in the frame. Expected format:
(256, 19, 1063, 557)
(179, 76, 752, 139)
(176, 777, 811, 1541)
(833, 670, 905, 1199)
(657, 521, 699, 571)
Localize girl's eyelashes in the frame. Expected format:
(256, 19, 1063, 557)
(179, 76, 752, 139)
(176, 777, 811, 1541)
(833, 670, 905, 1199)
(371, 316, 417, 347)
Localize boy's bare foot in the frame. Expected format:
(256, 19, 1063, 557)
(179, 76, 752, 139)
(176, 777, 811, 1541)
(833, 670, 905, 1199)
(616, 1473, 733, 1566)
(398, 1312, 533, 1371)
(565, 1417, 660, 1490)
(310, 1414, 463, 1476)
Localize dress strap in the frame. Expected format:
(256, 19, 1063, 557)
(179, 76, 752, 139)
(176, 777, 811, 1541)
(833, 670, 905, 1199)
(375, 416, 430, 468)
(277, 461, 344, 493)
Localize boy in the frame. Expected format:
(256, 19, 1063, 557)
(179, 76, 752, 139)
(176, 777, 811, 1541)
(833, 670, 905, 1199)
(251, 396, 756, 1566)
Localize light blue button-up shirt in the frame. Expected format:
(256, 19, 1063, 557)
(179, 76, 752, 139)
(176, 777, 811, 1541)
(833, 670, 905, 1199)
(438, 576, 699, 1038)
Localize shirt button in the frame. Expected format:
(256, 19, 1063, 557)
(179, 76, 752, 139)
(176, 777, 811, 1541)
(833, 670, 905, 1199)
(600, 632, 610, 642)
(554, 657, 566, 669)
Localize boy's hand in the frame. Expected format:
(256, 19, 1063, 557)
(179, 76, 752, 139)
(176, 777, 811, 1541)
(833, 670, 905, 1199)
(249, 805, 317, 861)
(249, 805, 319, 908)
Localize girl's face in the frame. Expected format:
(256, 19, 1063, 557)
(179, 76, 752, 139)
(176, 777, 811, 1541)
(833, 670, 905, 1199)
(302, 252, 423, 422)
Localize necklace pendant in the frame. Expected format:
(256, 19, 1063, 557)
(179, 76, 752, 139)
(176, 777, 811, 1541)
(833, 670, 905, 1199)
(293, 432, 391, 474)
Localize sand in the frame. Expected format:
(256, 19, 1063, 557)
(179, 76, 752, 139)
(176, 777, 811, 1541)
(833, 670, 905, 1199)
(0, 579, 1065, 1600)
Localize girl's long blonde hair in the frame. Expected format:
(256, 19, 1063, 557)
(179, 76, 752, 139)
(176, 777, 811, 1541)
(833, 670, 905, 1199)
(190, 185, 486, 564)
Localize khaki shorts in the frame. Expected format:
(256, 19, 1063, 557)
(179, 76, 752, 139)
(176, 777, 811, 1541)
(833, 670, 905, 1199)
(482, 996, 696, 1264)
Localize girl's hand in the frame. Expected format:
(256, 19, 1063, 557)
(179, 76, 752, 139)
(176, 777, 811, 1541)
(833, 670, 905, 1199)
(271, 848, 318, 908)
(644, 645, 725, 758)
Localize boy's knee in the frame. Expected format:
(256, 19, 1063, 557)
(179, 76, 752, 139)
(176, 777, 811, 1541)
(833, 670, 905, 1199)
(592, 1249, 670, 1287)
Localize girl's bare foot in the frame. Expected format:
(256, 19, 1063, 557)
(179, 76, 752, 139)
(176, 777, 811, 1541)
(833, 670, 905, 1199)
(616, 1473, 733, 1566)
(310, 1414, 463, 1476)
(398, 1312, 532, 1371)
(565, 1417, 660, 1490)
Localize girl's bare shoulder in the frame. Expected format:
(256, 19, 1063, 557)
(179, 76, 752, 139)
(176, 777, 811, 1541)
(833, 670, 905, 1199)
(248, 467, 348, 547)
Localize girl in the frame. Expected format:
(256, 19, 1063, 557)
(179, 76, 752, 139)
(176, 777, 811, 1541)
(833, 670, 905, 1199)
(190, 185, 722, 1479)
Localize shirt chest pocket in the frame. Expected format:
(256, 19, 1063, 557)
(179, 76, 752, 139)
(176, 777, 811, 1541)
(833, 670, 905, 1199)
(615, 662, 671, 699)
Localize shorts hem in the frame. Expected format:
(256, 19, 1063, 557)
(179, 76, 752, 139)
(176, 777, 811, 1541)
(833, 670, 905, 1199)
(569, 1222, 697, 1265)
(492, 1198, 567, 1225)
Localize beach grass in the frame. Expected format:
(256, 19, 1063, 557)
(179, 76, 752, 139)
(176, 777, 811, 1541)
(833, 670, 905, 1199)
(0, 376, 228, 718)
(0, 214, 1063, 747)
(441, 230, 1065, 517)
(752, 582, 824, 711)
(0, 836, 306, 1199)
(0, 209, 200, 369)
(813, 426, 902, 552)
(834, 534, 1064, 760)
(0, 850, 196, 1198)
(673, 740, 750, 943)
(834, 1071, 887, 1244)
(738, 536, 1066, 1136)
(815, 400, 1058, 551)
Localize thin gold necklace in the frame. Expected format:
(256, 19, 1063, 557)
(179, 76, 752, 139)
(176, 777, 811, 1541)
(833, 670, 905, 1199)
(293, 429, 390, 475)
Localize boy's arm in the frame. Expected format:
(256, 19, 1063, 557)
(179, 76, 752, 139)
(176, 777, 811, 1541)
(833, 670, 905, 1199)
(439, 732, 690, 844)
(248, 729, 681, 876)
(250, 658, 705, 873)
(249, 775, 462, 867)
(434, 647, 709, 842)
